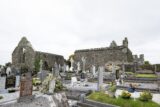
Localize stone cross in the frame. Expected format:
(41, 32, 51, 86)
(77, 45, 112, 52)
(63, 64, 66, 72)
(54, 62, 59, 77)
(77, 62, 81, 71)
(81, 57, 86, 72)
(155, 65, 157, 73)
(70, 57, 74, 71)
(6, 67, 12, 77)
(92, 65, 96, 77)
(39, 60, 43, 82)
(97, 66, 104, 91)
(112, 63, 115, 74)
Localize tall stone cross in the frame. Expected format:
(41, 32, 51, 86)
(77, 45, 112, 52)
(81, 57, 86, 72)
(39, 60, 43, 82)
(97, 66, 104, 91)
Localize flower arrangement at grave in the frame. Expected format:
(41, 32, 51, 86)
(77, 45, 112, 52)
(120, 90, 131, 99)
(139, 91, 152, 101)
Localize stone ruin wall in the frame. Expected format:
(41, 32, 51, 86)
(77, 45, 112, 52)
(35, 51, 64, 69)
(74, 47, 133, 70)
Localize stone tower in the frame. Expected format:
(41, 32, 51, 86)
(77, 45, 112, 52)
(12, 37, 35, 71)
(123, 37, 128, 47)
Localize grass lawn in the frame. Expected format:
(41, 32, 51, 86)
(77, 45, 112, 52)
(135, 74, 157, 78)
(87, 92, 160, 107)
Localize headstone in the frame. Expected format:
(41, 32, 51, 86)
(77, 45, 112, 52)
(0, 77, 6, 93)
(49, 80, 55, 94)
(81, 72, 85, 80)
(37, 71, 48, 82)
(5, 76, 16, 89)
(97, 66, 104, 91)
(92, 65, 96, 77)
(63, 64, 66, 72)
(81, 57, 86, 72)
(155, 65, 157, 73)
(20, 73, 32, 97)
(66, 65, 69, 72)
(39, 59, 43, 82)
(70, 57, 74, 71)
(71, 77, 77, 87)
(6, 67, 12, 76)
(77, 62, 81, 71)
(54, 62, 59, 77)
(15, 75, 20, 87)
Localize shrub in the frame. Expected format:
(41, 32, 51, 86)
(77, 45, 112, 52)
(54, 80, 64, 92)
(0, 96, 3, 99)
(120, 91, 131, 99)
(108, 85, 116, 93)
(86, 90, 93, 96)
(139, 91, 152, 101)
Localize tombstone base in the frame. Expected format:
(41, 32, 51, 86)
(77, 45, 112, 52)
(18, 95, 35, 103)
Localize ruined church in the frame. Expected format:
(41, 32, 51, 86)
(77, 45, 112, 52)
(12, 37, 64, 71)
(74, 37, 144, 70)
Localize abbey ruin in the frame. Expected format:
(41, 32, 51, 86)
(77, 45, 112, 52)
(74, 37, 144, 69)
(12, 37, 64, 71)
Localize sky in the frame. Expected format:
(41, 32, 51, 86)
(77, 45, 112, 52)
(0, 0, 160, 65)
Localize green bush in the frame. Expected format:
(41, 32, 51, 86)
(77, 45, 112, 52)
(139, 91, 152, 101)
(54, 80, 64, 92)
(0, 96, 3, 99)
(120, 91, 131, 99)
(108, 85, 116, 93)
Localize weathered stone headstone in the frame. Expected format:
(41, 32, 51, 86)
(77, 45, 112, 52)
(49, 79, 55, 94)
(20, 73, 32, 97)
(0, 77, 6, 93)
(81, 57, 86, 72)
(6, 67, 12, 76)
(92, 65, 96, 77)
(39, 59, 43, 82)
(70, 57, 74, 71)
(66, 65, 69, 72)
(77, 62, 81, 72)
(15, 75, 20, 87)
(5, 76, 16, 89)
(37, 70, 48, 82)
(97, 66, 104, 91)
(71, 77, 77, 86)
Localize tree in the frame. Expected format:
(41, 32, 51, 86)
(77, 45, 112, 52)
(34, 58, 40, 73)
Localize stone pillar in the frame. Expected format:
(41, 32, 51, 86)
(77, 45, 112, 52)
(155, 65, 157, 73)
(39, 60, 43, 83)
(97, 66, 104, 91)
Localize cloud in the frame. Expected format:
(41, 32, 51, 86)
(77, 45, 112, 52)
(0, 0, 160, 65)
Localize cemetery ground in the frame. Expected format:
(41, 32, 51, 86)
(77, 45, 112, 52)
(87, 91, 160, 107)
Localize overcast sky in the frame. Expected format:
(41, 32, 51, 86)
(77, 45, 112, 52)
(0, 0, 160, 65)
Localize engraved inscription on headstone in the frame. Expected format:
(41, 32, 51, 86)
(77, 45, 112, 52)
(20, 73, 32, 97)
(5, 76, 16, 89)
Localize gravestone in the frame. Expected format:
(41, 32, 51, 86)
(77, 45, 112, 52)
(37, 70, 48, 82)
(15, 75, 20, 87)
(5, 76, 16, 89)
(49, 79, 55, 94)
(70, 57, 74, 71)
(19, 72, 34, 103)
(92, 65, 96, 78)
(6, 67, 12, 76)
(97, 66, 104, 91)
(0, 77, 6, 93)
(81, 57, 86, 72)
(71, 77, 77, 87)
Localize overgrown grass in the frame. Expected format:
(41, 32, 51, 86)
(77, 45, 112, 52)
(87, 92, 160, 107)
(135, 74, 157, 78)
